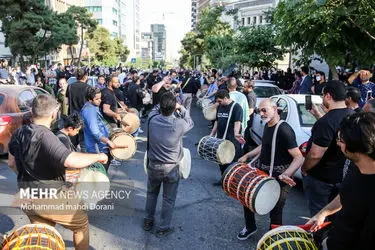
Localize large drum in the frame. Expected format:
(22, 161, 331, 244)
(76, 162, 110, 206)
(143, 148, 191, 179)
(109, 130, 137, 161)
(119, 109, 140, 134)
(197, 136, 235, 165)
(257, 226, 318, 250)
(1, 224, 65, 250)
(201, 99, 212, 109)
(203, 105, 217, 121)
(222, 163, 280, 215)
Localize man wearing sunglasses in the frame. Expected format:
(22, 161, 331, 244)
(237, 98, 304, 240)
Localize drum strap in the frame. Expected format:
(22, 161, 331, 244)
(270, 120, 285, 177)
(182, 78, 191, 90)
(222, 101, 235, 140)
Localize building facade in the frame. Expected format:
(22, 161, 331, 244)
(85, 0, 141, 61)
(151, 24, 166, 61)
(141, 32, 154, 61)
(191, 0, 198, 29)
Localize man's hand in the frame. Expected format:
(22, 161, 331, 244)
(235, 133, 246, 145)
(279, 169, 297, 187)
(305, 212, 326, 232)
(115, 113, 121, 121)
(98, 153, 108, 164)
(107, 141, 117, 149)
(176, 103, 181, 110)
(238, 154, 248, 163)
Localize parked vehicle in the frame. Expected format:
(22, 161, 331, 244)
(67, 76, 98, 88)
(0, 85, 49, 154)
(250, 94, 324, 178)
(252, 81, 282, 107)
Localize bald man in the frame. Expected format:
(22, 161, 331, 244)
(237, 98, 304, 240)
(228, 77, 249, 136)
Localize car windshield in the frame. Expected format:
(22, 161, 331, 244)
(297, 104, 324, 127)
(253, 86, 281, 98)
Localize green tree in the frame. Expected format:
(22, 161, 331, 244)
(113, 37, 130, 63)
(66, 6, 97, 66)
(273, 0, 375, 79)
(235, 26, 284, 69)
(0, 0, 64, 65)
(205, 34, 236, 69)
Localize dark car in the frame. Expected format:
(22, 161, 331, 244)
(0, 85, 49, 154)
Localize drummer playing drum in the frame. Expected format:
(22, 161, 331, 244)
(81, 87, 127, 171)
(237, 98, 304, 240)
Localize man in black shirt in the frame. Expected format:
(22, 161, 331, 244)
(8, 94, 108, 250)
(302, 80, 354, 216)
(147, 69, 162, 90)
(209, 90, 244, 177)
(181, 71, 200, 115)
(100, 75, 122, 128)
(306, 112, 375, 250)
(66, 68, 90, 115)
(238, 98, 304, 240)
(152, 76, 172, 106)
(345, 86, 362, 113)
(128, 76, 144, 112)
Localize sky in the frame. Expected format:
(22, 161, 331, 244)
(140, 0, 192, 61)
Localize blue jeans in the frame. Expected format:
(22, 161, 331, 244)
(145, 165, 180, 230)
(303, 175, 341, 216)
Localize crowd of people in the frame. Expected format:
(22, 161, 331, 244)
(3, 60, 375, 249)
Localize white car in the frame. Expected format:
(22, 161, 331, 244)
(252, 81, 282, 107)
(250, 94, 323, 179)
(67, 76, 98, 88)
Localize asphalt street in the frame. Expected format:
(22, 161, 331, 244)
(0, 103, 311, 250)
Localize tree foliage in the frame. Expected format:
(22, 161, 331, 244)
(273, 0, 375, 78)
(66, 6, 97, 66)
(0, 0, 74, 65)
(235, 26, 284, 68)
(86, 26, 129, 66)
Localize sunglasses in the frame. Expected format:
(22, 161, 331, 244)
(255, 108, 268, 114)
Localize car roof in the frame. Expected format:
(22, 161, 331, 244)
(253, 82, 279, 87)
(254, 80, 276, 85)
(0, 85, 41, 96)
(272, 94, 322, 103)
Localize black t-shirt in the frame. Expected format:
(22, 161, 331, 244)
(152, 87, 168, 105)
(147, 75, 162, 89)
(218, 83, 228, 91)
(216, 101, 243, 143)
(244, 90, 256, 109)
(260, 122, 297, 167)
(181, 77, 200, 94)
(128, 83, 144, 111)
(55, 131, 76, 151)
(66, 81, 90, 115)
(8, 124, 71, 188)
(100, 88, 118, 123)
(306, 108, 354, 183)
(328, 165, 375, 250)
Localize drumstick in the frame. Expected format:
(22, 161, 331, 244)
(103, 145, 128, 149)
(270, 222, 331, 231)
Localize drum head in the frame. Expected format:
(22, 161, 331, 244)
(201, 99, 211, 109)
(217, 140, 235, 165)
(253, 178, 280, 215)
(203, 106, 217, 121)
(180, 148, 191, 179)
(110, 132, 137, 161)
(121, 113, 140, 134)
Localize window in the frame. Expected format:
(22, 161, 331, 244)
(96, 19, 102, 25)
(260, 16, 263, 24)
(113, 20, 118, 26)
(297, 104, 323, 127)
(276, 98, 288, 120)
(86, 6, 102, 13)
(112, 8, 118, 15)
(111, 32, 118, 37)
(18, 90, 35, 112)
(247, 17, 251, 25)
(242, 18, 245, 26)
(253, 86, 281, 98)
(34, 88, 48, 96)
(253, 16, 257, 25)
